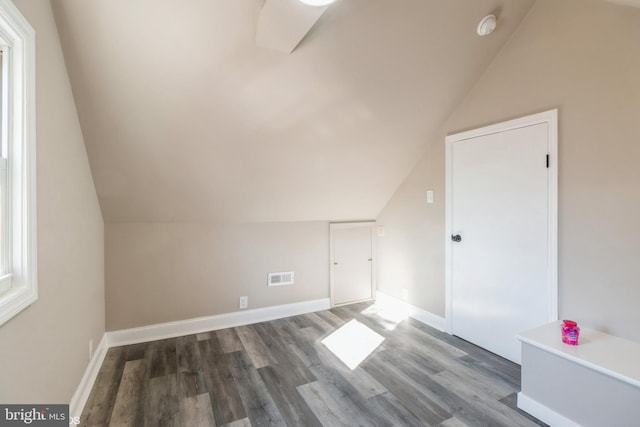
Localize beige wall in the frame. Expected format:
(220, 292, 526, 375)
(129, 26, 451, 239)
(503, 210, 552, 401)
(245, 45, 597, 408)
(0, 0, 105, 403)
(376, 141, 446, 316)
(377, 0, 640, 341)
(106, 222, 329, 330)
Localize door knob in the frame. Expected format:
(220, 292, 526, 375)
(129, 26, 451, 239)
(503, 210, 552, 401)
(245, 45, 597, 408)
(451, 234, 462, 242)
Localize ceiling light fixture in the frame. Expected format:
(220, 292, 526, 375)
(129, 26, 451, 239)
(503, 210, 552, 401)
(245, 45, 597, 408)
(477, 14, 497, 36)
(299, 0, 336, 6)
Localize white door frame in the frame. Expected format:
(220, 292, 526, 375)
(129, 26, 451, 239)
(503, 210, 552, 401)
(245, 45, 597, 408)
(444, 109, 558, 334)
(329, 221, 376, 307)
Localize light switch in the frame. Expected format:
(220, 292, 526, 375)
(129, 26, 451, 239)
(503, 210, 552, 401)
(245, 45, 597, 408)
(427, 190, 434, 204)
(377, 226, 385, 237)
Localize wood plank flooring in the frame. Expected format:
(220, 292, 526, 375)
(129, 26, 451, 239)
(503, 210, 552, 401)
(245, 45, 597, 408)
(80, 302, 547, 426)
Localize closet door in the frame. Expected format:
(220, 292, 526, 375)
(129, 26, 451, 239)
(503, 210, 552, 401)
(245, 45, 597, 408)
(330, 222, 374, 306)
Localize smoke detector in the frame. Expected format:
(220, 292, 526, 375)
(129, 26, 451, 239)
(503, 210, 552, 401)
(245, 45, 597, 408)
(477, 14, 497, 36)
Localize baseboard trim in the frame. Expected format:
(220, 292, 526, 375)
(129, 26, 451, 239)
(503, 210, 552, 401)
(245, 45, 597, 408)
(375, 291, 446, 332)
(106, 298, 331, 347)
(517, 392, 579, 427)
(69, 333, 108, 420)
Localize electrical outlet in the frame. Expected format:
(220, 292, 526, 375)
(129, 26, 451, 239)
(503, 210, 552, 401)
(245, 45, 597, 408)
(239, 296, 248, 309)
(89, 339, 93, 361)
(402, 288, 409, 301)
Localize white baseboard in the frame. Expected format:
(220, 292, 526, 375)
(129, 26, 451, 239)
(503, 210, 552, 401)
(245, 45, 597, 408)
(375, 291, 446, 332)
(69, 333, 108, 420)
(517, 392, 579, 427)
(106, 298, 331, 347)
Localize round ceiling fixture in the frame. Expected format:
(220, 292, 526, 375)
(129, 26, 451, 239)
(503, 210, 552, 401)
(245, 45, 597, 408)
(299, 0, 336, 6)
(477, 14, 497, 36)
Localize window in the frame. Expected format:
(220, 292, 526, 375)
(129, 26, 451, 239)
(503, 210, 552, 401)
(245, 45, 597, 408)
(0, 0, 36, 326)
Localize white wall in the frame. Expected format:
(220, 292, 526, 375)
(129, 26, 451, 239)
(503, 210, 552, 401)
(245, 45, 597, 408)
(377, 0, 640, 341)
(0, 0, 104, 403)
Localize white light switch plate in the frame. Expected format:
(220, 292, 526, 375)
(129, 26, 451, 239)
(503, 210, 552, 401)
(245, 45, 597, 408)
(427, 190, 434, 204)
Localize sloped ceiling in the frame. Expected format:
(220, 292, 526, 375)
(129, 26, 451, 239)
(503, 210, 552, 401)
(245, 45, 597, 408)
(53, 0, 534, 223)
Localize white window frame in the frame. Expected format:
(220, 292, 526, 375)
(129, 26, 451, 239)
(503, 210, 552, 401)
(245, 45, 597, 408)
(0, 0, 36, 327)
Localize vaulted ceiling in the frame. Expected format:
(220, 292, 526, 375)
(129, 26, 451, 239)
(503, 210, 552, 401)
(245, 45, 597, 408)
(53, 0, 535, 223)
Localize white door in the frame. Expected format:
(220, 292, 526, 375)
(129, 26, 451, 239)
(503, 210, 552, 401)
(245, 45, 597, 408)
(330, 222, 374, 306)
(446, 111, 558, 364)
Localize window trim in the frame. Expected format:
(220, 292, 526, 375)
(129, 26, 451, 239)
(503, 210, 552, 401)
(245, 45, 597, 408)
(0, 0, 37, 327)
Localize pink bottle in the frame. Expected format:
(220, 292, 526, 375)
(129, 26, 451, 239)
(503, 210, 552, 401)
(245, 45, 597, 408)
(561, 320, 580, 345)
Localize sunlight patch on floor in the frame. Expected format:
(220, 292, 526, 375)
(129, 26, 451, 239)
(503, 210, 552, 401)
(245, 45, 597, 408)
(360, 301, 408, 331)
(321, 319, 385, 370)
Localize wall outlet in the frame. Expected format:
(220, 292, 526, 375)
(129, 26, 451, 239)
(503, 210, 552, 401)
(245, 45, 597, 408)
(89, 339, 93, 361)
(401, 288, 409, 301)
(239, 296, 248, 309)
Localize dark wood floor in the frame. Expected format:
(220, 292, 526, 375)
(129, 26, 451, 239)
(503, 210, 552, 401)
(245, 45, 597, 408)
(80, 302, 546, 426)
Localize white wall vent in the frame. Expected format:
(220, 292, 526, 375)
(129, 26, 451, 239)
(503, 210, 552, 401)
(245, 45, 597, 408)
(268, 271, 294, 287)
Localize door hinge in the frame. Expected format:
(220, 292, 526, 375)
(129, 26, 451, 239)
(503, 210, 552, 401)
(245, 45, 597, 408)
(546, 154, 549, 168)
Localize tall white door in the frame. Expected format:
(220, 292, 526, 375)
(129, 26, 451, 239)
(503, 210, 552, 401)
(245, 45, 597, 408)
(446, 111, 557, 364)
(330, 222, 374, 306)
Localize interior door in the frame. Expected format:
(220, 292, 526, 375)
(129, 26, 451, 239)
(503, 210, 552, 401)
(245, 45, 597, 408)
(448, 117, 556, 364)
(330, 222, 374, 306)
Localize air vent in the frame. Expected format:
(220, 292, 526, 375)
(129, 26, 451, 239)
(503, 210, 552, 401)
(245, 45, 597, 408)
(268, 271, 294, 287)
